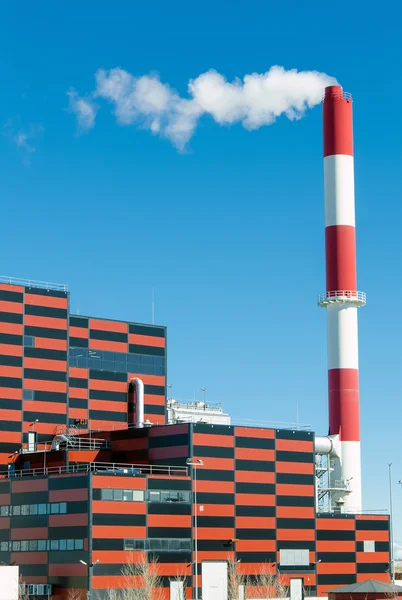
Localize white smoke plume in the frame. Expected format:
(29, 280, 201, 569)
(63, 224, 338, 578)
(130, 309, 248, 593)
(70, 65, 337, 149)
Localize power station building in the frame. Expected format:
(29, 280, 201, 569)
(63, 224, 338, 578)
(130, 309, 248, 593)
(0, 86, 391, 599)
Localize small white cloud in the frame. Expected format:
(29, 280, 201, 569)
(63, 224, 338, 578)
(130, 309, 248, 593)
(71, 64, 337, 150)
(3, 120, 43, 164)
(67, 88, 97, 132)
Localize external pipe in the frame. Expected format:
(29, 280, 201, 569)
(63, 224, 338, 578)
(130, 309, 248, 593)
(315, 436, 333, 456)
(132, 377, 144, 429)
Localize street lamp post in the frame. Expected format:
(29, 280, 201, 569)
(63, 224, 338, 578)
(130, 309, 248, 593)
(389, 464, 395, 583)
(79, 559, 99, 599)
(186, 458, 204, 600)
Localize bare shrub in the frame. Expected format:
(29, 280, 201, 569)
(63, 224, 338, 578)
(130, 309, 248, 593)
(105, 553, 164, 600)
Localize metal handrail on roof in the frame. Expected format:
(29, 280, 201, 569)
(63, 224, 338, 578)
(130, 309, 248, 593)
(0, 461, 188, 480)
(0, 276, 67, 292)
(323, 91, 353, 102)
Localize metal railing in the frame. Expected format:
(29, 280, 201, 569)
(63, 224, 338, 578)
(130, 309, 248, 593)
(0, 461, 188, 480)
(318, 290, 366, 306)
(323, 91, 353, 102)
(20, 437, 109, 453)
(318, 507, 388, 515)
(0, 276, 67, 292)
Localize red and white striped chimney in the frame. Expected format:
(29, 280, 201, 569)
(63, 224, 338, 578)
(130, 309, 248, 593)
(319, 85, 365, 512)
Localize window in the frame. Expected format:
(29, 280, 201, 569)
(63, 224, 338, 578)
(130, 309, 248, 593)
(21, 505, 29, 515)
(0, 542, 9, 551)
(50, 540, 59, 551)
(114, 489, 123, 501)
(124, 539, 145, 551)
(60, 502, 67, 514)
(38, 540, 46, 551)
(149, 491, 160, 502)
(133, 490, 144, 502)
(0, 506, 9, 516)
(75, 539, 84, 550)
(23, 335, 35, 347)
(38, 504, 47, 515)
(147, 490, 190, 503)
(22, 389, 34, 400)
(30, 504, 38, 515)
(59, 540, 67, 551)
(363, 540, 375, 552)
(51, 504, 59, 514)
(29, 540, 38, 552)
(67, 539, 74, 551)
(68, 347, 165, 376)
(12, 541, 21, 552)
(12, 505, 21, 516)
(21, 541, 29, 551)
(101, 489, 113, 501)
(279, 549, 309, 567)
(123, 490, 133, 502)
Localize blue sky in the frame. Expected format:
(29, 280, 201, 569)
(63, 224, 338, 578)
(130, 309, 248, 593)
(1, 2, 401, 548)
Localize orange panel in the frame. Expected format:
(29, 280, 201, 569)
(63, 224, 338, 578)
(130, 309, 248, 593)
(236, 539, 276, 552)
(0, 408, 22, 421)
(0, 300, 23, 314)
(90, 319, 128, 333)
(277, 506, 315, 519)
(356, 552, 389, 563)
(317, 518, 355, 530)
(69, 388, 88, 399)
(92, 575, 141, 590)
(23, 401, 66, 415)
(88, 420, 127, 432)
(0, 387, 22, 399)
(147, 514, 191, 528)
(196, 480, 234, 493)
(0, 516, 10, 529)
(69, 408, 88, 420)
(357, 573, 390, 583)
(0, 322, 23, 335)
(9, 552, 47, 564)
(318, 563, 356, 575)
(277, 529, 315, 540)
(276, 484, 314, 497)
(25, 294, 68, 309)
(69, 326, 88, 339)
(11, 527, 47, 540)
(192, 457, 234, 470)
(199, 551, 235, 562)
(276, 439, 314, 452)
(235, 448, 275, 461)
(236, 494, 275, 506)
(92, 525, 145, 538)
(129, 334, 165, 347)
(197, 528, 235, 540)
(92, 550, 147, 563)
(317, 540, 356, 552)
(128, 375, 165, 386)
(0, 283, 24, 293)
(0, 343, 23, 356)
(49, 563, 86, 577)
(356, 514, 389, 521)
(89, 399, 127, 413)
(276, 462, 314, 474)
(235, 471, 275, 484)
(24, 315, 67, 330)
(89, 339, 128, 353)
(0, 431, 22, 443)
(235, 427, 275, 439)
(236, 516, 275, 528)
(35, 337, 67, 350)
(0, 493, 11, 504)
(49, 488, 88, 502)
(92, 501, 146, 515)
(12, 478, 48, 493)
(24, 357, 67, 371)
(197, 504, 234, 517)
(69, 367, 88, 378)
(0, 365, 22, 378)
(356, 530, 389, 541)
(142, 395, 165, 406)
(193, 433, 234, 448)
(89, 379, 127, 392)
(93, 475, 147, 490)
(49, 513, 88, 527)
(24, 379, 67, 393)
(22, 422, 62, 435)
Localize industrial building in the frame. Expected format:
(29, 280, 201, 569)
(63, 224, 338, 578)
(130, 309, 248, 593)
(0, 85, 391, 600)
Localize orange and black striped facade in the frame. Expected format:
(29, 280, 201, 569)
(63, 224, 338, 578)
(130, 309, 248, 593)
(0, 281, 166, 465)
(0, 423, 391, 599)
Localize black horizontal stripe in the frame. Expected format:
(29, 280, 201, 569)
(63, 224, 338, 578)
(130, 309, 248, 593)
(90, 329, 127, 343)
(0, 290, 23, 303)
(197, 492, 234, 505)
(89, 410, 127, 422)
(148, 527, 191, 539)
(198, 516, 234, 528)
(0, 398, 22, 410)
(0, 376, 21, 388)
(278, 540, 316, 550)
(235, 528, 276, 539)
(276, 451, 313, 463)
(197, 540, 235, 551)
(144, 384, 165, 396)
(146, 404, 165, 415)
(49, 474, 88, 490)
(24, 368, 66, 381)
(0, 417, 21, 430)
(317, 530, 355, 541)
(193, 423, 234, 436)
(129, 323, 165, 337)
(48, 551, 89, 566)
(48, 576, 86, 588)
(25, 304, 68, 319)
(235, 436, 274, 450)
(276, 473, 314, 485)
(24, 347, 67, 361)
(235, 459, 275, 472)
(0, 354, 22, 367)
(373, 541, 390, 552)
(69, 337, 88, 348)
(24, 326, 67, 340)
(236, 482, 275, 495)
(275, 430, 313, 441)
(149, 433, 189, 449)
(69, 377, 88, 389)
(356, 519, 389, 530)
(0, 442, 20, 453)
(357, 562, 389, 573)
(237, 552, 276, 563)
(69, 316, 89, 328)
(19, 564, 48, 577)
(236, 505, 275, 517)
(317, 575, 356, 585)
(277, 495, 316, 507)
(66, 501, 88, 513)
(129, 344, 165, 356)
(0, 333, 22, 346)
(277, 518, 315, 529)
(0, 311, 23, 324)
(148, 503, 191, 515)
(11, 514, 48, 528)
(93, 538, 123, 551)
(93, 514, 145, 526)
(147, 478, 191, 491)
(193, 445, 234, 459)
(33, 391, 67, 403)
(69, 398, 88, 409)
(89, 390, 127, 402)
(89, 369, 127, 382)
(24, 411, 66, 424)
(26, 287, 67, 299)
(197, 469, 234, 482)
(317, 552, 356, 562)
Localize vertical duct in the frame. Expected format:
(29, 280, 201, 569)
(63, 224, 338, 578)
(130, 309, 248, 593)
(132, 377, 145, 429)
(318, 85, 365, 512)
